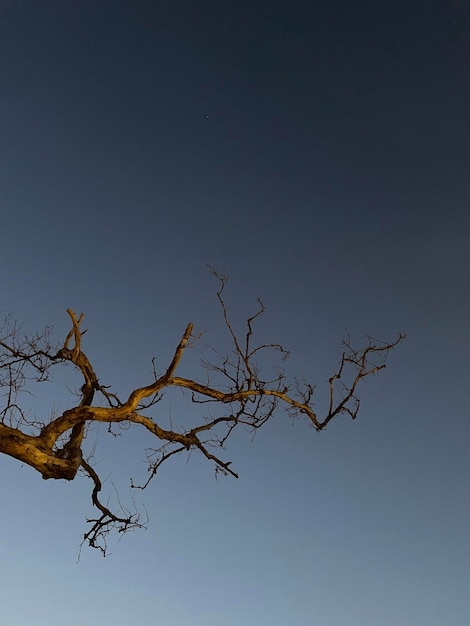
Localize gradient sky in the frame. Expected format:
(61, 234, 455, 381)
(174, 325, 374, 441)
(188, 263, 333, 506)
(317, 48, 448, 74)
(1, 1, 469, 624)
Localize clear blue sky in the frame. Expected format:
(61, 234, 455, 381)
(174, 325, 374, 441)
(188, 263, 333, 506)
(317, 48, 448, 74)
(1, 1, 469, 624)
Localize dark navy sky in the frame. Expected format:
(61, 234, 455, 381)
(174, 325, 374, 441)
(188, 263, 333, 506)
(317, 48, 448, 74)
(1, 1, 469, 624)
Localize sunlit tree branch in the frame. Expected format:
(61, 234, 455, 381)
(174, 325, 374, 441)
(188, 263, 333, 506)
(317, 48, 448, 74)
(0, 270, 405, 554)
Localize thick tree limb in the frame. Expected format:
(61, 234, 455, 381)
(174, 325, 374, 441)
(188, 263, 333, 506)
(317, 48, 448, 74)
(0, 273, 405, 553)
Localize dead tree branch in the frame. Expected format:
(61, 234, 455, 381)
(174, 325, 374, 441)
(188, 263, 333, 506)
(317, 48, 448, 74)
(0, 272, 405, 554)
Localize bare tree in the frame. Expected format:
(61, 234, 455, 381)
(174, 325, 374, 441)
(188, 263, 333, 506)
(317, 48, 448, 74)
(0, 269, 405, 554)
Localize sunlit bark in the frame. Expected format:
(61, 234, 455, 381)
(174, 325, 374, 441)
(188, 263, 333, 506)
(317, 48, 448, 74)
(0, 269, 405, 554)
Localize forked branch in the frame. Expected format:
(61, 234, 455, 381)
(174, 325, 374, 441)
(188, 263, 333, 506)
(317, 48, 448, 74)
(0, 271, 405, 554)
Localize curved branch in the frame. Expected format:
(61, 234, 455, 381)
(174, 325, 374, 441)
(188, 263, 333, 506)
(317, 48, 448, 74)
(0, 277, 406, 554)
(80, 458, 145, 555)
